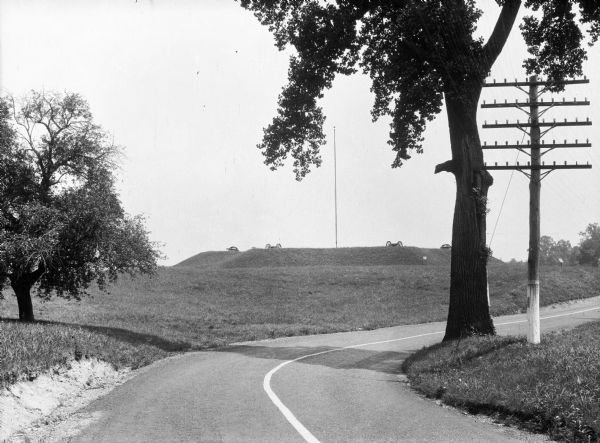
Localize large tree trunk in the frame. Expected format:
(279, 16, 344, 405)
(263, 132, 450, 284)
(442, 95, 495, 340)
(11, 278, 36, 322)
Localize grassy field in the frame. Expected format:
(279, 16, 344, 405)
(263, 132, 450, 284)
(402, 321, 600, 441)
(1, 247, 598, 353)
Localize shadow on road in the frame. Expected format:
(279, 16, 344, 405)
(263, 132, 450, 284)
(220, 344, 416, 375)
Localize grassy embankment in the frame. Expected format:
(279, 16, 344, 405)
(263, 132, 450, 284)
(1, 246, 598, 388)
(403, 321, 600, 441)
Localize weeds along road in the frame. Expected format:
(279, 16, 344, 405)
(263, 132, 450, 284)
(67, 297, 600, 443)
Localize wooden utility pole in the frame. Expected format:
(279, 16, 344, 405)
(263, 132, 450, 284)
(528, 74, 541, 343)
(481, 76, 592, 344)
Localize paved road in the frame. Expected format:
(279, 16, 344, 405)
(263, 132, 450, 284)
(67, 297, 599, 442)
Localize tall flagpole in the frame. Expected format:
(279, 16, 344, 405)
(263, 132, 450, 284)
(334, 126, 338, 248)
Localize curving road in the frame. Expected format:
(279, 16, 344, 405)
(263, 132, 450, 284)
(63, 297, 599, 442)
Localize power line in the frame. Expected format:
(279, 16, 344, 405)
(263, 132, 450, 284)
(489, 136, 522, 248)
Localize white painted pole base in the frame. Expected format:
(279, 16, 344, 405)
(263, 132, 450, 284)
(527, 280, 540, 344)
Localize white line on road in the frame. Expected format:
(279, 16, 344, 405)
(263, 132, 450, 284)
(263, 305, 600, 443)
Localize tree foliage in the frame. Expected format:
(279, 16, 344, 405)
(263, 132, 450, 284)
(0, 92, 161, 320)
(239, 0, 600, 176)
(521, 0, 600, 90)
(539, 235, 576, 265)
(578, 222, 600, 266)
(239, 0, 517, 179)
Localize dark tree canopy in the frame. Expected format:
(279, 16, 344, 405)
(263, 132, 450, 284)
(578, 222, 600, 266)
(522, 0, 600, 90)
(239, 0, 598, 178)
(239, 0, 517, 178)
(0, 92, 161, 321)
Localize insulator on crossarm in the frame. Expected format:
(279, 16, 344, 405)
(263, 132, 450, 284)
(553, 161, 556, 165)
(505, 99, 507, 104)
(517, 140, 520, 145)
(552, 140, 555, 144)
(576, 139, 578, 144)
(563, 97, 566, 102)
(564, 161, 567, 165)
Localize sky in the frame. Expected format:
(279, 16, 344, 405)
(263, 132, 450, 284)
(1, 0, 598, 265)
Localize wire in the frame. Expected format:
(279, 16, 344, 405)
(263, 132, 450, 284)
(489, 131, 526, 247)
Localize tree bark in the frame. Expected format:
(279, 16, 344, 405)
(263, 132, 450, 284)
(12, 280, 35, 322)
(442, 95, 495, 340)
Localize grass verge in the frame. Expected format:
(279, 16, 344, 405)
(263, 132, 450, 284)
(402, 321, 600, 442)
(0, 320, 168, 390)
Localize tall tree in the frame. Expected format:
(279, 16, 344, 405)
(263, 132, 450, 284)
(0, 92, 161, 321)
(238, 0, 597, 339)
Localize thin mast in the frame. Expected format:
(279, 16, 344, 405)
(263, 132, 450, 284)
(334, 126, 338, 248)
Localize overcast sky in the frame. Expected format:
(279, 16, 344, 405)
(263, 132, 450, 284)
(1, 0, 598, 265)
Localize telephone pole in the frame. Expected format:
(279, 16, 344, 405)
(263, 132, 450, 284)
(527, 75, 541, 343)
(481, 75, 592, 344)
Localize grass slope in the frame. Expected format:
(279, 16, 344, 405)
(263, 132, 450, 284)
(189, 246, 454, 268)
(403, 321, 600, 441)
(0, 321, 168, 390)
(1, 248, 597, 352)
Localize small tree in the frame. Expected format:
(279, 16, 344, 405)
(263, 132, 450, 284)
(539, 236, 573, 265)
(0, 92, 161, 321)
(539, 235, 556, 264)
(578, 223, 600, 266)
